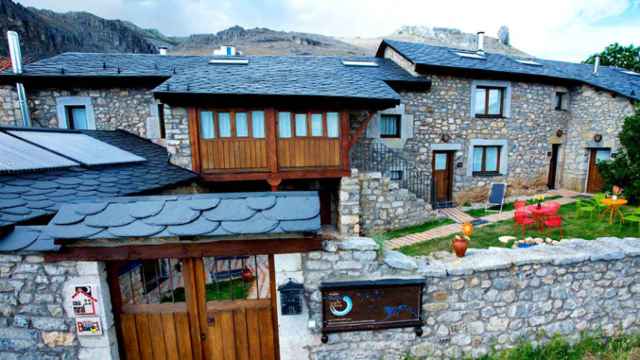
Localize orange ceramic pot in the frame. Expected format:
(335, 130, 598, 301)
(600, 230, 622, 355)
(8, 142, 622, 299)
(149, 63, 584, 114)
(452, 236, 468, 257)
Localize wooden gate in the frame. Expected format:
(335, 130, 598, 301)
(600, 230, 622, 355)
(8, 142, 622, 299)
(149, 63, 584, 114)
(108, 255, 279, 360)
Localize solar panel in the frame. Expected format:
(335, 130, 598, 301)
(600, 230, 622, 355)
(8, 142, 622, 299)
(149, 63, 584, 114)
(0, 132, 79, 172)
(8, 130, 146, 166)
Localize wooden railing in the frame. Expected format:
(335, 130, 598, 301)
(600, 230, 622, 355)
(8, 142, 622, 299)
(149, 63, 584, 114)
(199, 139, 268, 172)
(277, 138, 341, 169)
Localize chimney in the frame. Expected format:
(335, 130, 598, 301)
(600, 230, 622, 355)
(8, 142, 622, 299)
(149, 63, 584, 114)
(476, 31, 485, 54)
(593, 55, 600, 75)
(7, 31, 30, 127)
(158, 46, 168, 56)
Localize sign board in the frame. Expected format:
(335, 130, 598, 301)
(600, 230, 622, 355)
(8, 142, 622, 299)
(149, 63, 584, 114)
(69, 284, 102, 336)
(320, 278, 424, 340)
(76, 317, 103, 336)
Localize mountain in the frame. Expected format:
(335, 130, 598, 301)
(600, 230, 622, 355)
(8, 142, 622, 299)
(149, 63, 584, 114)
(0, 0, 527, 62)
(0, 0, 157, 61)
(340, 25, 530, 57)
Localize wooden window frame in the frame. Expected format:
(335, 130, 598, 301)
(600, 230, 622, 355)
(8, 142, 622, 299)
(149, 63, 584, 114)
(198, 109, 266, 140)
(472, 145, 501, 176)
(474, 86, 505, 118)
(64, 105, 87, 130)
(277, 111, 339, 139)
(379, 114, 401, 138)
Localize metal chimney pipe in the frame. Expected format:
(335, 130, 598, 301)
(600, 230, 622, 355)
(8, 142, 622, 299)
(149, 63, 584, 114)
(158, 46, 168, 56)
(593, 55, 600, 74)
(477, 31, 485, 53)
(7, 31, 31, 127)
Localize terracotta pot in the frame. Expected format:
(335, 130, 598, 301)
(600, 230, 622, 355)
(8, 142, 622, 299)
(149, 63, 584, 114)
(451, 236, 468, 257)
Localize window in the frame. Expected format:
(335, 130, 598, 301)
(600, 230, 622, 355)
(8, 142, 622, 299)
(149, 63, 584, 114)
(235, 112, 249, 137)
(278, 112, 292, 138)
(200, 111, 215, 139)
(434, 153, 448, 170)
(380, 114, 401, 138)
(141, 259, 169, 294)
(389, 170, 403, 180)
(157, 103, 166, 139)
(326, 112, 339, 138)
(65, 106, 88, 129)
(218, 112, 232, 138)
(474, 87, 504, 117)
(555, 92, 568, 111)
(472, 145, 501, 175)
(295, 114, 307, 136)
(311, 113, 323, 136)
(252, 111, 265, 138)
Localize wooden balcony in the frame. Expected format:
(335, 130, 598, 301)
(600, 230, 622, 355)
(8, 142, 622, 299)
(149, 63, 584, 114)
(188, 108, 351, 187)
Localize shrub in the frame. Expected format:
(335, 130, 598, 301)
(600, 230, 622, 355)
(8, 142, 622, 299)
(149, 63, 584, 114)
(598, 104, 640, 203)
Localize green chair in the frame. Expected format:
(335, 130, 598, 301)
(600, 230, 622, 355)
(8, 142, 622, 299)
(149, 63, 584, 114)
(623, 208, 640, 233)
(575, 198, 596, 219)
(592, 193, 608, 214)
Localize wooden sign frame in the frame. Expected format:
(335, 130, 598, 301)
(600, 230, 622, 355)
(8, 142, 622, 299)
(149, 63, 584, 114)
(319, 278, 425, 342)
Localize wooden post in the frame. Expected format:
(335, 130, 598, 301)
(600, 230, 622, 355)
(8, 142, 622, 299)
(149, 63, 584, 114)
(182, 258, 204, 360)
(187, 107, 202, 173)
(106, 261, 126, 360)
(340, 110, 351, 173)
(268, 254, 281, 360)
(265, 108, 280, 191)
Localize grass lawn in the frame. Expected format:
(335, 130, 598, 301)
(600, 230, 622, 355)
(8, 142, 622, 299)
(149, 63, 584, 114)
(465, 195, 563, 218)
(400, 202, 640, 257)
(162, 278, 250, 302)
(372, 218, 455, 246)
(476, 333, 640, 360)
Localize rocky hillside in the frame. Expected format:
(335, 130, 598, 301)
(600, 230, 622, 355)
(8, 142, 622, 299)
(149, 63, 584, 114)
(0, 0, 527, 61)
(0, 0, 157, 61)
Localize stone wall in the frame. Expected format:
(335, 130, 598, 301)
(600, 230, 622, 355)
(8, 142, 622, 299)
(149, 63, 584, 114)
(338, 169, 435, 236)
(562, 85, 636, 191)
(299, 236, 640, 359)
(0, 254, 118, 359)
(0, 85, 22, 127)
(163, 105, 193, 170)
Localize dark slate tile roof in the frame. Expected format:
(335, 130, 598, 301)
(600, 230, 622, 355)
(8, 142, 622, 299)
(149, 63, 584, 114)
(45, 192, 320, 240)
(0, 128, 197, 228)
(0, 226, 59, 252)
(4, 53, 426, 101)
(381, 39, 640, 100)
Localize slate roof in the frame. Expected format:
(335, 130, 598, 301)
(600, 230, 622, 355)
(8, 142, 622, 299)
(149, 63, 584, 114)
(0, 226, 59, 252)
(2, 53, 427, 103)
(0, 128, 197, 228)
(379, 39, 640, 100)
(45, 192, 320, 240)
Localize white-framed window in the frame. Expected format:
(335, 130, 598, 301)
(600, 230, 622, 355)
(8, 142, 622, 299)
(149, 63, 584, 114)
(56, 97, 96, 130)
(470, 81, 511, 118)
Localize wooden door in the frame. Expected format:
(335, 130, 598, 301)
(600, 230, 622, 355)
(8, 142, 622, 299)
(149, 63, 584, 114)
(196, 255, 279, 360)
(432, 151, 453, 207)
(587, 148, 611, 193)
(547, 144, 560, 189)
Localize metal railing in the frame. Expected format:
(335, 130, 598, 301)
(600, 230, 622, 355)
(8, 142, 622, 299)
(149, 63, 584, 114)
(350, 139, 429, 201)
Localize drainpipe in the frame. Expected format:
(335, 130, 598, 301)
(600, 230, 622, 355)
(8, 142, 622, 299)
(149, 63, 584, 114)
(7, 31, 31, 127)
(476, 31, 485, 54)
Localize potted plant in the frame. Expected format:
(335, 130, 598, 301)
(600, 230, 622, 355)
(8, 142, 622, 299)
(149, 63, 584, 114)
(533, 194, 545, 209)
(612, 185, 623, 200)
(451, 235, 469, 257)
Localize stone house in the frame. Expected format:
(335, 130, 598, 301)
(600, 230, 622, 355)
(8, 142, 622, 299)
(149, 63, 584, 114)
(0, 34, 639, 236)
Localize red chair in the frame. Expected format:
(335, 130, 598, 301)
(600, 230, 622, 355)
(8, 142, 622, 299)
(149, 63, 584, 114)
(514, 200, 527, 210)
(514, 210, 534, 239)
(544, 215, 563, 239)
(546, 201, 561, 213)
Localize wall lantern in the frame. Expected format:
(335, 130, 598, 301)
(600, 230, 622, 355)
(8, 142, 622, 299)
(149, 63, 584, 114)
(440, 133, 451, 143)
(555, 129, 564, 138)
(278, 279, 304, 316)
(593, 134, 603, 143)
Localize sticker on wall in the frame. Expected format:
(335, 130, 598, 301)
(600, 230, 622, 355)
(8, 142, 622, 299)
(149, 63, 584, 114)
(76, 317, 103, 336)
(71, 285, 98, 316)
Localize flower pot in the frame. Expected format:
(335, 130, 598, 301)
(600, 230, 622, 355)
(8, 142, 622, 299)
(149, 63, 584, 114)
(241, 267, 254, 282)
(451, 236, 468, 257)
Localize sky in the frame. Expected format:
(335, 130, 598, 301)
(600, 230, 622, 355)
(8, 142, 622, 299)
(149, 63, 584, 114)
(16, 0, 640, 62)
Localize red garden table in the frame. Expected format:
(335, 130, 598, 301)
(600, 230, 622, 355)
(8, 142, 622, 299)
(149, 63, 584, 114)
(525, 204, 555, 231)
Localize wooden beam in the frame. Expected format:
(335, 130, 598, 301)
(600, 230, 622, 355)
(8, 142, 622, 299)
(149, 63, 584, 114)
(340, 110, 351, 173)
(348, 111, 374, 150)
(268, 254, 281, 360)
(187, 107, 202, 173)
(106, 261, 126, 360)
(44, 237, 323, 262)
(200, 169, 349, 182)
(265, 108, 278, 175)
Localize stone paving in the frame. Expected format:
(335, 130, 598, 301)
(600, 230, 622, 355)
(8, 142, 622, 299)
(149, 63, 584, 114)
(385, 189, 584, 250)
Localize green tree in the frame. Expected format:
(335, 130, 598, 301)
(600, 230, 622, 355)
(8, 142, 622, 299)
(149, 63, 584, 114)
(598, 104, 640, 202)
(584, 43, 640, 72)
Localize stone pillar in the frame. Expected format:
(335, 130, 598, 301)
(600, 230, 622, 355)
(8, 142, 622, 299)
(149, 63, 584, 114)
(338, 169, 361, 236)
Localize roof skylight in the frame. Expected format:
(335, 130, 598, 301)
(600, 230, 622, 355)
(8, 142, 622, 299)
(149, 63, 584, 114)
(341, 60, 379, 67)
(454, 51, 485, 60)
(515, 59, 543, 66)
(208, 58, 249, 65)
